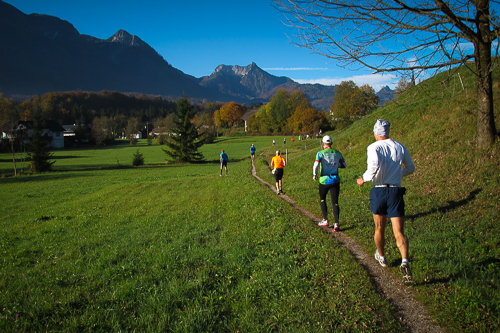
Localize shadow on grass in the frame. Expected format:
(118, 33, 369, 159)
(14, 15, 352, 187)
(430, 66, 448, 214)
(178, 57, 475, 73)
(413, 256, 500, 287)
(0, 172, 95, 184)
(0, 158, 251, 182)
(52, 155, 89, 160)
(407, 188, 482, 220)
(197, 158, 248, 164)
(338, 226, 356, 232)
(213, 138, 232, 143)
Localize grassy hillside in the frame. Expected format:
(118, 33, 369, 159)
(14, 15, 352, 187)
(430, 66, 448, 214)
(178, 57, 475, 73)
(255, 64, 500, 332)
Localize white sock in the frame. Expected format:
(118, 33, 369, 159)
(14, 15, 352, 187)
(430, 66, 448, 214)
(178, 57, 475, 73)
(402, 259, 409, 265)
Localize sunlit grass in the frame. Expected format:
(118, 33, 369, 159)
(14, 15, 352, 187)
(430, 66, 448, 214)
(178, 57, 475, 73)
(0, 137, 406, 332)
(254, 65, 500, 332)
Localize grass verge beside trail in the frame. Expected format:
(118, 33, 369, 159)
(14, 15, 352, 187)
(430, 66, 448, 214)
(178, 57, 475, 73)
(256, 65, 500, 332)
(0, 140, 406, 332)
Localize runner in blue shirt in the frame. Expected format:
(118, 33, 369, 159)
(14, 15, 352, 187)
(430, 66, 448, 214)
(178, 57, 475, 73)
(220, 149, 228, 176)
(250, 144, 256, 161)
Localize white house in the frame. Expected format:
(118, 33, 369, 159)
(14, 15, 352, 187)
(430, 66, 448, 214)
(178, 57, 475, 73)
(16, 120, 66, 149)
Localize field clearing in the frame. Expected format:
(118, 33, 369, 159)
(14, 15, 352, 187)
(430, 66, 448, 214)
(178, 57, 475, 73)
(0, 137, 407, 332)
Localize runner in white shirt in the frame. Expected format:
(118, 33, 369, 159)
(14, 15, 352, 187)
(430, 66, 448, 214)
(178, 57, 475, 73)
(357, 119, 415, 284)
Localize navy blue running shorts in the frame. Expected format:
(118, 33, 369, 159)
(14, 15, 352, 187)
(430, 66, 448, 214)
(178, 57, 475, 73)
(369, 187, 405, 218)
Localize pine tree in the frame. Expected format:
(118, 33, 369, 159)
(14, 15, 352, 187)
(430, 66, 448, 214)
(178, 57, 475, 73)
(132, 148, 145, 166)
(163, 96, 205, 162)
(29, 117, 55, 173)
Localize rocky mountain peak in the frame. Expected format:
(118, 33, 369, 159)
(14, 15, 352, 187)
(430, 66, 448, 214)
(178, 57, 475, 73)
(108, 29, 144, 47)
(214, 62, 258, 77)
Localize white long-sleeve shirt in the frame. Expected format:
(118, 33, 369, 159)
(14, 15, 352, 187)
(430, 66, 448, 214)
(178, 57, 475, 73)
(362, 139, 415, 187)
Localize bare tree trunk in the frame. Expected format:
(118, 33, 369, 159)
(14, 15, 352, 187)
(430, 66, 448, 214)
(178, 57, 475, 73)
(10, 139, 17, 176)
(475, 0, 497, 149)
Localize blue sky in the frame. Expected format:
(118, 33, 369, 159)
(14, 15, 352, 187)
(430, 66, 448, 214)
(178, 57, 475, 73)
(5, 0, 399, 90)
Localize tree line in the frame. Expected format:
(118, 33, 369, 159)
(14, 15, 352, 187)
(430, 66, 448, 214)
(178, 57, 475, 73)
(247, 83, 378, 134)
(1, 80, 380, 169)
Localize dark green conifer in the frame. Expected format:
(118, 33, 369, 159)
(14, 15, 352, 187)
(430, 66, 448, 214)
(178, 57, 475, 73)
(163, 96, 205, 162)
(29, 116, 55, 173)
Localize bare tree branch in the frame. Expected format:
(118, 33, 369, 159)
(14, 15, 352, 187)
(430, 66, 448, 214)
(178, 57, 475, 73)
(274, 0, 499, 147)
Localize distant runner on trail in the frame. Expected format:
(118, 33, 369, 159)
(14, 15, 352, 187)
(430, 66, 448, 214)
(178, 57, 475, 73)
(313, 135, 346, 231)
(357, 119, 415, 284)
(271, 150, 286, 195)
(250, 144, 256, 161)
(220, 149, 228, 176)
(272, 139, 275, 146)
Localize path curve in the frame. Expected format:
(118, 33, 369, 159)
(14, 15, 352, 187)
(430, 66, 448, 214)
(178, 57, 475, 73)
(251, 160, 443, 333)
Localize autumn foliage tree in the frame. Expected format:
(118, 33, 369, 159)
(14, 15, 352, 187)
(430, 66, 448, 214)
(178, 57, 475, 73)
(330, 81, 378, 129)
(213, 102, 245, 128)
(286, 99, 328, 133)
(248, 89, 329, 134)
(125, 117, 140, 145)
(91, 116, 112, 146)
(0, 94, 18, 129)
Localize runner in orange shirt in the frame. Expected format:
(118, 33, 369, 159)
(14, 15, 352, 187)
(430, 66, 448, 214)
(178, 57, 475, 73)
(271, 150, 286, 195)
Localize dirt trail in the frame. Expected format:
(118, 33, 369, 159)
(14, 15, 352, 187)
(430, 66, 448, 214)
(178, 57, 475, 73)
(251, 160, 444, 333)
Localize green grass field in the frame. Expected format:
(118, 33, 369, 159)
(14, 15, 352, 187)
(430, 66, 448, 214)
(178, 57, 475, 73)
(1, 138, 408, 332)
(1, 64, 499, 332)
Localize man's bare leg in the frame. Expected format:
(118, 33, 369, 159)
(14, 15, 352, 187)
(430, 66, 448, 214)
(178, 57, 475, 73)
(390, 216, 409, 260)
(373, 214, 387, 257)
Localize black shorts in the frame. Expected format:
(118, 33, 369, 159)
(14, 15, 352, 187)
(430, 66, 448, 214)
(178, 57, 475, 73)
(274, 168, 284, 182)
(370, 187, 405, 218)
(220, 160, 227, 168)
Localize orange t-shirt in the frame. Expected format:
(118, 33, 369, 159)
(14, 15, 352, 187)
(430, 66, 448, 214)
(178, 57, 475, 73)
(272, 156, 285, 169)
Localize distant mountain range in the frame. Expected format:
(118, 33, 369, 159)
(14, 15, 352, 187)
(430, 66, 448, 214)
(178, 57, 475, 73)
(0, 0, 393, 109)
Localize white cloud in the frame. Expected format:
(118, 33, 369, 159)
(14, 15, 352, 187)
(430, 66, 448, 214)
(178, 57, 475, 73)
(293, 73, 398, 90)
(263, 67, 329, 71)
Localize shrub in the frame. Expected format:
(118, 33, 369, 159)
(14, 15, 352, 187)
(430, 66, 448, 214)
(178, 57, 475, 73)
(156, 134, 166, 145)
(132, 149, 144, 166)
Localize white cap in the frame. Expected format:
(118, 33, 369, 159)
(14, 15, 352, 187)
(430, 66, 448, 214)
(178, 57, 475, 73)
(373, 119, 390, 137)
(322, 135, 332, 144)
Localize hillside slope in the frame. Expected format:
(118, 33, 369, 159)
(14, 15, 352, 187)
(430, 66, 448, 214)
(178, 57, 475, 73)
(256, 63, 499, 332)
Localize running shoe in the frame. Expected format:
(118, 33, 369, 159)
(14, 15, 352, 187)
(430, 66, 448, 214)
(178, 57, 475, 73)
(318, 219, 329, 227)
(277, 189, 280, 195)
(374, 250, 388, 267)
(333, 223, 339, 232)
(401, 263, 413, 284)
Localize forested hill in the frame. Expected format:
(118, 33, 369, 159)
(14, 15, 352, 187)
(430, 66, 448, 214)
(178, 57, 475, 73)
(13, 91, 179, 127)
